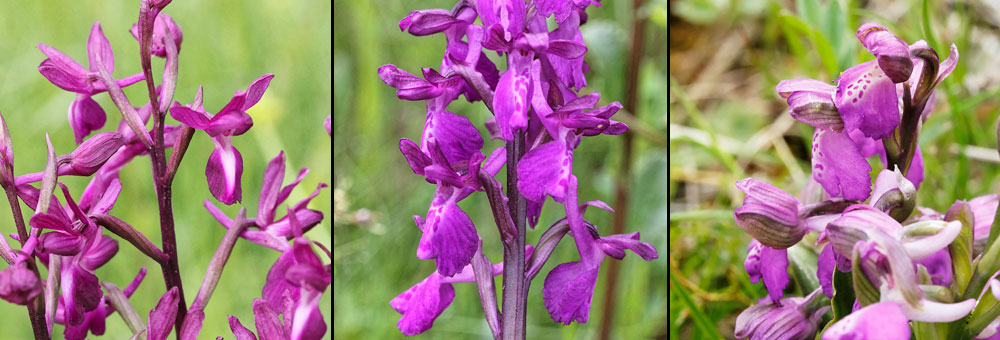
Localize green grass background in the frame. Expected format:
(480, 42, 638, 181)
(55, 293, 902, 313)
(333, 0, 667, 339)
(670, 0, 1000, 338)
(0, 0, 331, 338)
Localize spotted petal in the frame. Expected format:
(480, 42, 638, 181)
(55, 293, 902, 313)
(835, 61, 900, 139)
(812, 129, 872, 201)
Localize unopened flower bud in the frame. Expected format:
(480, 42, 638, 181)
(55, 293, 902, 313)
(870, 167, 916, 222)
(0, 112, 12, 189)
(0, 263, 41, 305)
(69, 132, 123, 175)
(734, 178, 805, 248)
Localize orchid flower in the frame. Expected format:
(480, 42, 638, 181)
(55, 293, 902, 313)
(38, 22, 146, 144)
(169, 73, 274, 205)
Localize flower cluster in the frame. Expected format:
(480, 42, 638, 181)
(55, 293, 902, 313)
(730, 23, 1000, 340)
(380, 0, 657, 337)
(0, 1, 330, 339)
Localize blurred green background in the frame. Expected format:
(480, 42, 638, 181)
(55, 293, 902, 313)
(333, 0, 667, 339)
(670, 0, 1000, 338)
(0, 0, 331, 338)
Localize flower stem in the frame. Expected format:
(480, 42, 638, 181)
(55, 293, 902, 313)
(500, 130, 527, 340)
(139, 2, 187, 334)
(5, 165, 49, 340)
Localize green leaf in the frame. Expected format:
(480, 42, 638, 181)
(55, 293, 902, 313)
(824, 0, 853, 71)
(945, 201, 975, 295)
(831, 268, 855, 321)
(669, 270, 724, 340)
(780, 14, 839, 77)
(851, 246, 880, 306)
(788, 243, 821, 295)
(795, 0, 822, 27)
(779, 12, 817, 76)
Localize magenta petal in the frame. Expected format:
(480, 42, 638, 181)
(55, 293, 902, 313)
(79, 235, 118, 271)
(252, 299, 289, 340)
(169, 104, 212, 130)
(263, 250, 299, 310)
(906, 145, 924, 189)
(241, 74, 275, 110)
(547, 39, 587, 59)
(399, 139, 431, 176)
(258, 152, 286, 226)
(69, 95, 107, 145)
(39, 59, 90, 93)
(228, 315, 258, 340)
(38, 44, 89, 82)
(378, 65, 442, 101)
(492, 68, 531, 141)
(206, 140, 243, 205)
(72, 266, 102, 314)
(206, 110, 253, 137)
(542, 261, 600, 325)
(857, 24, 912, 83)
(289, 289, 327, 340)
(822, 301, 911, 340)
(517, 141, 570, 202)
(392, 273, 455, 336)
(400, 9, 460, 36)
(847, 128, 880, 158)
(915, 248, 952, 286)
(595, 232, 659, 261)
(818, 243, 836, 298)
(835, 61, 900, 139)
(37, 232, 84, 256)
(86, 22, 115, 74)
(971, 194, 999, 241)
(29, 212, 74, 233)
(745, 240, 789, 303)
(431, 201, 479, 277)
(933, 44, 959, 88)
(776, 78, 837, 98)
(425, 111, 484, 165)
(812, 129, 872, 201)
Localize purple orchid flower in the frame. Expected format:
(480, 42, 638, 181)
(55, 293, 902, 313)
(169, 73, 275, 205)
(392, 245, 534, 336)
(259, 209, 330, 339)
(57, 268, 145, 340)
(38, 22, 146, 144)
(540, 203, 657, 324)
(222, 210, 329, 340)
(30, 183, 121, 327)
(775, 25, 958, 201)
(203, 151, 326, 253)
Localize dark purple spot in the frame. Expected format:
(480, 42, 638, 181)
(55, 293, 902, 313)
(863, 85, 867, 90)
(847, 91, 853, 96)
(853, 98, 858, 103)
